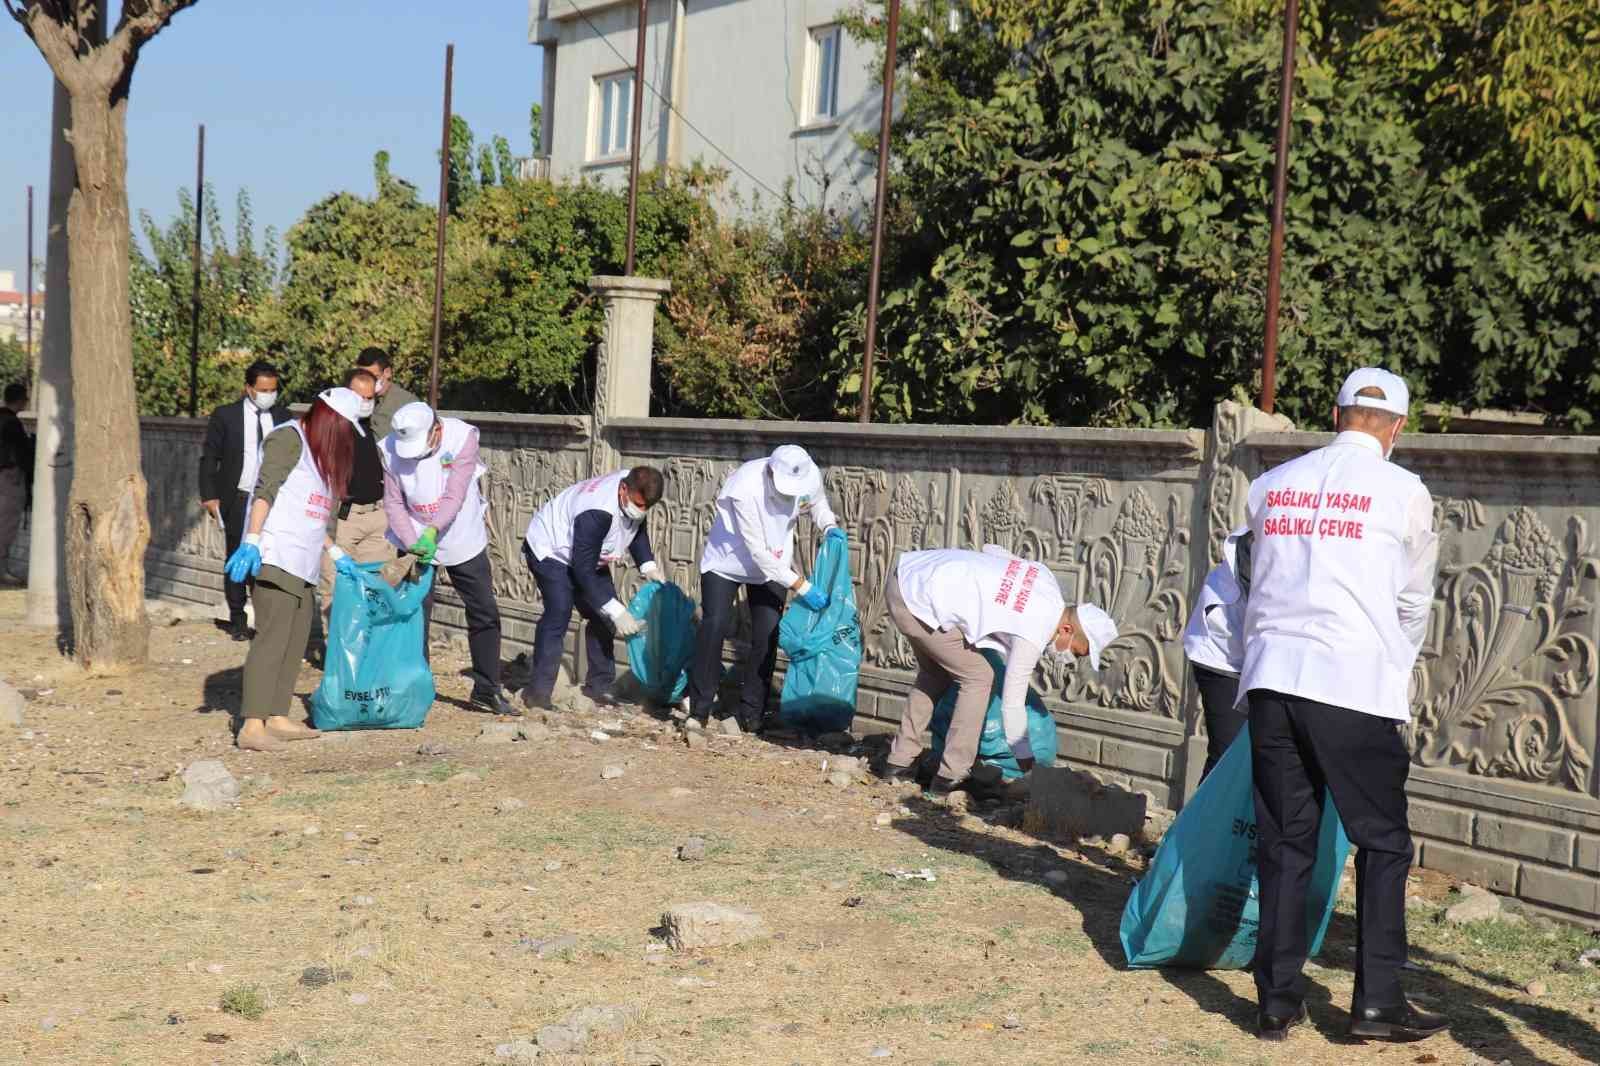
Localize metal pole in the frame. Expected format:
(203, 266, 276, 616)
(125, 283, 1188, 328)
(859, 0, 901, 425)
(623, 0, 648, 276)
(1260, 0, 1298, 415)
(429, 43, 454, 410)
(187, 124, 205, 419)
(24, 184, 33, 367)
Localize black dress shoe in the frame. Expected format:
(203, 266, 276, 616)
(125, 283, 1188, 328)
(1257, 1002, 1308, 1041)
(1348, 999, 1448, 1042)
(925, 775, 967, 799)
(874, 762, 919, 784)
(229, 623, 251, 642)
(471, 690, 522, 717)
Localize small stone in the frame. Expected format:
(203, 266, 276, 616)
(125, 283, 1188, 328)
(494, 1038, 541, 1063)
(299, 965, 352, 989)
(1444, 891, 1503, 925)
(601, 764, 626, 781)
(565, 1003, 639, 1036)
(348, 992, 370, 1006)
(875, 813, 893, 827)
(1405, 895, 1429, 910)
(624, 1044, 670, 1066)
(524, 933, 579, 959)
(598, 718, 625, 733)
(1525, 980, 1548, 997)
(544, 860, 563, 872)
(1107, 833, 1131, 855)
(303, 825, 321, 837)
(39, 1015, 58, 1032)
(417, 740, 451, 756)
(868, 1047, 893, 1059)
(683, 717, 704, 732)
(684, 731, 707, 751)
(1001, 1014, 1023, 1030)
(675, 976, 717, 989)
(178, 760, 239, 811)
(344, 831, 359, 842)
(826, 771, 854, 790)
(536, 1024, 587, 1054)
(497, 797, 527, 814)
(590, 730, 612, 742)
(477, 722, 526, 745)
(678, 837, 707, 862)
(205, 963, 224, 974)
(669, 787, 695, 797)
(448, 771, 482, 785)
(660, 901, 768, 950)
(0, 681, 25, 728)
(1044, 870, 1069, 887)
(1579, 948, 1600, 968)
(717, 717, 743, 737)
(351, 895, 375, 908)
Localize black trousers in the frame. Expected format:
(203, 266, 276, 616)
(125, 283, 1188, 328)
(421, 548, 503, 698)
(1249, 689, 1413, 1018)
(687, 572, 787, 723)
(526, 545, 618, 700)
(221, 489, 254, 620)
(1193, 663, 1245, 779)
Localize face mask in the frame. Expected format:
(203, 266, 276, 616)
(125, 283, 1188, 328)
(1043, 642, 1077, 669)
(374, 377, 388, 395)
(251, 391, 277, 411)
(358, 398, 376, 419)
(621, 499, 647, 522)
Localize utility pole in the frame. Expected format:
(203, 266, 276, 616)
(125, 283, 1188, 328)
(623, 0, 648, 275)
(24, 185, 33, 367)
(1260, 0, 1299, 415)
(429, 43, 454, 409)
(859, 0, 901, 424)
(187, 124, 205, 419)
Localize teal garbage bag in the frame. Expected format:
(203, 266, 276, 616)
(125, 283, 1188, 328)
(625, 580, 697, 704)
(1120, 725, 1350, 969)
(310, 563, 436, 731)
(928, 649, 1058, 781)
(777, 535, 862, 733)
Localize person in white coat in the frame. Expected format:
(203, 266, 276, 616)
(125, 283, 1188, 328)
(688, 445, 844, 732)
(876, 546, 1117, 796)
(224, 387, 367, 752)
(1240, 367, 1443, 1043)
(522, 466, 667, 710)
(381, 401, 516, 716)
(1181, 527, 1252, 778)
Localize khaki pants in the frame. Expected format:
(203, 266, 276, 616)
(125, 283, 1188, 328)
(0, 467, 25, 578)
(242, 565, 315, 721)
(885, 572, 994, 782)
(319, 503, 395, 620)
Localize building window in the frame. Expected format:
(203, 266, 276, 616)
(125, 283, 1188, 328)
(592, 71, 634, 160)
(805, 25, 842, 124)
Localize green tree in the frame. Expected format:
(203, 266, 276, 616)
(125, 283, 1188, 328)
(131, 186, 280, 416)
(0, 335, 28, 394)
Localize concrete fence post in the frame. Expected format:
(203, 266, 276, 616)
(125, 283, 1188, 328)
(586, 275, 671, 476)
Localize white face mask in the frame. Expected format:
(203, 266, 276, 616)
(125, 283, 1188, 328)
(373, 377, 388, 396)
(621, 499, 647, 522)
(251, 391, 277, 412)
(358, 398, 376, 419)
(1043, 643, 1077, 669)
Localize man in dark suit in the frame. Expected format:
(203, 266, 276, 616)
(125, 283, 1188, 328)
(199, 360, 293, 639)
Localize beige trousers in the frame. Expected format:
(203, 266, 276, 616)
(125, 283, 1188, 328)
(885, 572, 995, 782)
(318, 503, 396, 619)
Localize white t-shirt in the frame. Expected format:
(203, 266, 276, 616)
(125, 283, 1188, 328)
(237, 399, 278, 492)
(1237, 431, 1438, 720)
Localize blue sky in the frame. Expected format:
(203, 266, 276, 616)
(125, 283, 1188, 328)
(0, 2, 543, 285)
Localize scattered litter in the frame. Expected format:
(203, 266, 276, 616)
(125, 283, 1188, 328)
(590, 730, 611, 742)
(883, 868, 936, 883)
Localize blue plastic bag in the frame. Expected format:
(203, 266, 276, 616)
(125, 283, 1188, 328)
(1120, 725, 1351, 969)
(310, 563, 437, 730)
(928, 649, 1059, 781)
(777, 535, 862, 733)
(625, 580, 697, 704)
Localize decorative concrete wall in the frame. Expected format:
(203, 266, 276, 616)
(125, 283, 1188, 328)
(12, 403, 1600, 924)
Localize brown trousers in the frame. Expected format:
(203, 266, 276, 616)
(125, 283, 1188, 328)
(885, 572, 994, 781)
(318, 503, 395, 620)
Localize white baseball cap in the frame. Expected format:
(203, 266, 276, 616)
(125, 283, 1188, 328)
(390, 401, 437, 459)
(1336, 367, 1410, 417)
(768, 444, 822, 498)
(1076, 602, 1118, 672)
(315, 388, 367, 437)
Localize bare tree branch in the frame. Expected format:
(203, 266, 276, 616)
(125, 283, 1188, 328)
(97, 0, 199, 95)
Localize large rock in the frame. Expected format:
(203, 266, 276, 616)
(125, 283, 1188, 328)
(1444, 890, 1505, 925)
(493, 1038, 541, 1062)
(660, 902, 768, 951)
(179, 760, 239, 811)
(1023, 767, 1146, 840)
(0, 681, 23, 728)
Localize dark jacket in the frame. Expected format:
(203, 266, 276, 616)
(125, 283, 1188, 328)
(198, 397, 293, 502)
(0, 406, 32, 481)
(370, 381, 420, 440)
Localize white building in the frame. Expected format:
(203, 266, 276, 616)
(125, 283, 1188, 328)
(528, 0, 881, 214)
(0, 270, 44, 350)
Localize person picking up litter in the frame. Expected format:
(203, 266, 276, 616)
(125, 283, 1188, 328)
(381, 401, 515, 716)
(521, 467, 666, 711)
(874, 545, 1117, 798)
(1181, 526, 1252, 779)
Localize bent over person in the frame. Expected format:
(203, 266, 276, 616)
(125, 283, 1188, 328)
(521, 467, 666, 711)
(1181, 526, 1252, 779)
(877, 546, 1116, 797)
(224, 388, 368, 752)
(1240, 367, 1443, 1043)
(382, 401, 514, 716)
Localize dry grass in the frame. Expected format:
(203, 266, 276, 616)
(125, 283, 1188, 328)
(0, 587, 1597, 1065)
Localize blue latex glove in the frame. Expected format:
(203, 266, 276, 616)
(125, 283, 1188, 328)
(797, 584, 829, 612)
(825, 526, 847, 546)
(225, 542, 262, 584)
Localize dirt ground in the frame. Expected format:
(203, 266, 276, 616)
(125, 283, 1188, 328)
(2, 588, 1598, 1066)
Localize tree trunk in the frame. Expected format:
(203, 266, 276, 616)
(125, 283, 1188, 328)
(63, 90, 150, 669)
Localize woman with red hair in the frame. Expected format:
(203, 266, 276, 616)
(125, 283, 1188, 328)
(224, 387, 365, 752)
